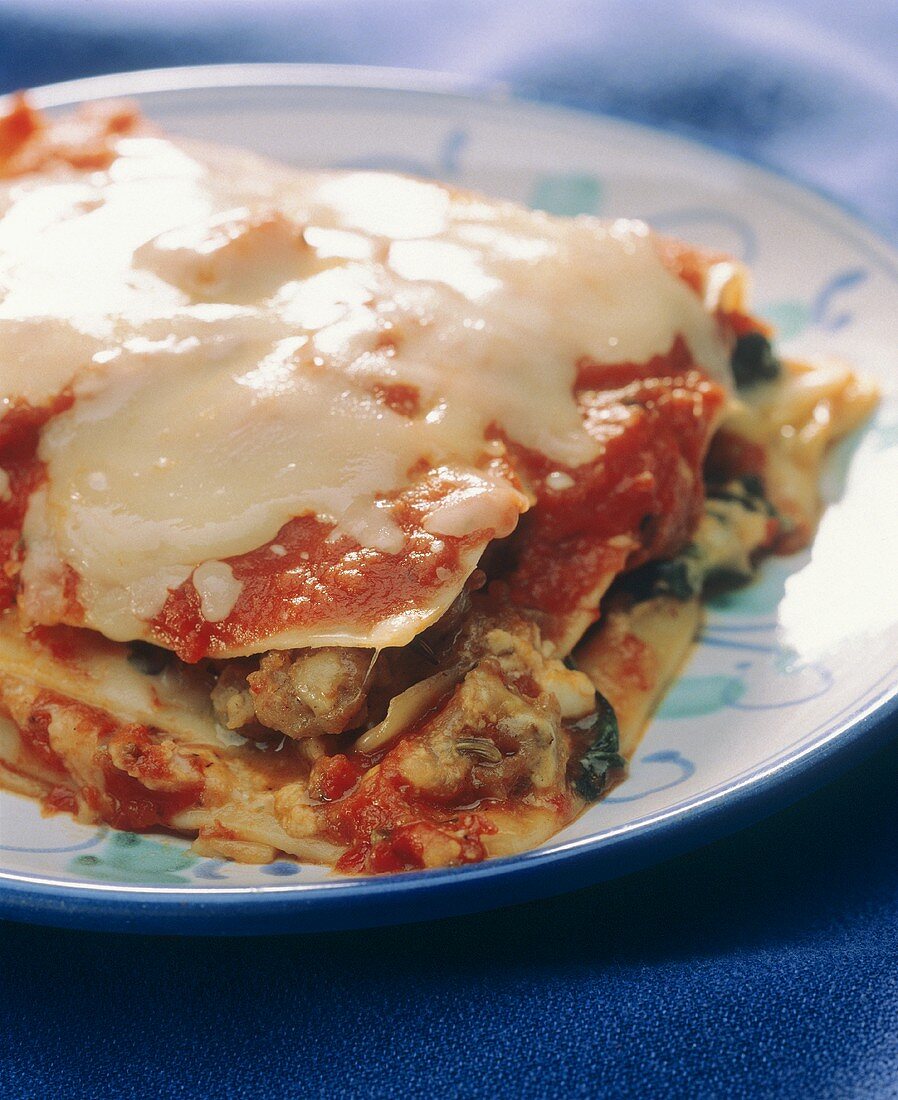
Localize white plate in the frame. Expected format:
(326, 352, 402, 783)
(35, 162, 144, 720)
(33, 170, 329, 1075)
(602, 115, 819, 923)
(1, 65, 896, 933)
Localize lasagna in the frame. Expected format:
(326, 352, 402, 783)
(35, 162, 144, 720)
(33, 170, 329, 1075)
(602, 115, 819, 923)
(0, 97, 877, 873)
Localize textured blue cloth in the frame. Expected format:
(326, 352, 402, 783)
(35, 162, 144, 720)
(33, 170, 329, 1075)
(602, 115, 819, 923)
(1, 3, 897, 1096)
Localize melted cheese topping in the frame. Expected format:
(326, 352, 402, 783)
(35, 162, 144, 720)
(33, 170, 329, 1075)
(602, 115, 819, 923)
(1, 135, 734, 652)
(191, 561, 243, 623)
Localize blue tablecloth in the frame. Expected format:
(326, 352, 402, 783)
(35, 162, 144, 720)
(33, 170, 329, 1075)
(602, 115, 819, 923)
(2, 3, 897, 1096)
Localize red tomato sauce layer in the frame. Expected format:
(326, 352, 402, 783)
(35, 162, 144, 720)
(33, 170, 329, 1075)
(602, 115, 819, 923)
(310, 716, 573, 874)
(0, 395, 74, 612)
(11, 697, 69, 778)
(91, 724, 205, 832)
(496, 338, 727, 622)
(0, 93, 143, 178)
(311, 743, 502, 875)
(11, 690, 205, 832)
(153, 470, 504, 662)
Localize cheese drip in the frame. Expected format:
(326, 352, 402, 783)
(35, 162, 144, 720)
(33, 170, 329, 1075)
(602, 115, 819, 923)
(0, 135, 735, 650)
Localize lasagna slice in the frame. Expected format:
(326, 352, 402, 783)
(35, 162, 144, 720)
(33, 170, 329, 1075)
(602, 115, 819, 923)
(0, 98, 876, 873)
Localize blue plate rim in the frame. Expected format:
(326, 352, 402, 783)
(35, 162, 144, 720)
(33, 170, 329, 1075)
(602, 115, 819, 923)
(1, 63, 896, 934)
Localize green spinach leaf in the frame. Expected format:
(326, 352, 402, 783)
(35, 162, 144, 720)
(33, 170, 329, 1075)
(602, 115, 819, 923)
(573, 690, 626, 801)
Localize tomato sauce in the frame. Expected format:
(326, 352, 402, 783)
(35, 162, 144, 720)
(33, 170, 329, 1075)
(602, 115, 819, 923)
(0, 96, 41, 156)
(13, 699, 69, 778)
(0, 394, 74, 612)
(370, 381, 421, 418)
(25, 624, 94, 664)
(497, 339, 726, 622)
(9, 688, 205, 832)
(89, 722, 206, 831)
(312, 742, 499, 873)
(92, 755, 204, 832)
(705, 429, 767, 483)
(0, 116, 755, 674)
(0, 93, 142, 178)
(150, 335, 731, 661)
(152, 469, 495, 662)
(43, 785, 78, 816)
(311, 709, 567, 874)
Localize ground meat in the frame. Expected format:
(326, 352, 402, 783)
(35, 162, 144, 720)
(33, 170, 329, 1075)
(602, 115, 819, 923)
(393, 656, 567, 803)
(209, 595, 594, 759)
(211, 647, 371, 740)
(447, 599, 596, 722)
(389, 607, 596, 802)
(210, 664, 259, 732)
(308, 611, 591, 873)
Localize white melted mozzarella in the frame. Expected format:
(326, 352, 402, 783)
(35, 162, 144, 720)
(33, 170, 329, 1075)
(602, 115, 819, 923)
(191, 561, 243, 623)
(0, 136, 735, 650)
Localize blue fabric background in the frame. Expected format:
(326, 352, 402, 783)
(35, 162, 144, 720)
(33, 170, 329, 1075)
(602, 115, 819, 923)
(1, 2, 897, 1096)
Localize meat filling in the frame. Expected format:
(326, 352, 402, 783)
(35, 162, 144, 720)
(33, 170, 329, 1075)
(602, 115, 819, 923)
(208, 594, 597, 785)
(211, 647, 371, 740)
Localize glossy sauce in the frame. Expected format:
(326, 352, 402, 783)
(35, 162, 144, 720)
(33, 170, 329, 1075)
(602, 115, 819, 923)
(12, 696, 68, 777)
(151, 469, 504, 661)
(499, 340, 727, 624)
(91, 725, 205, 832)
(16, 689, 206, 831)
(313, 743, 502, 874)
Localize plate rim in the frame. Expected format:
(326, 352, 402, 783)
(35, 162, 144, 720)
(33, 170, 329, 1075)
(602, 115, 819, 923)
(8, 59, 896, 252)
(1, 62, 896, 934)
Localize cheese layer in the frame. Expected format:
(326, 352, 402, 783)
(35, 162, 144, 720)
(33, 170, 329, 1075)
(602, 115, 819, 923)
(0, 134, 734, 654)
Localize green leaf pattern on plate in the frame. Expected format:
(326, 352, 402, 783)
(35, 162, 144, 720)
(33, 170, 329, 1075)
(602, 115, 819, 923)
(530, 173, 603, 216)
(68, 831, 199, 884)
(657, 675, 747, 719)
(759, 299, 812, 340)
